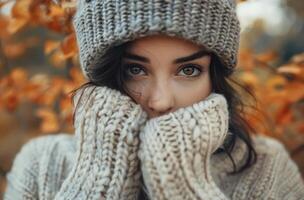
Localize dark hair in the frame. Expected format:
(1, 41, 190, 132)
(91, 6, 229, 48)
(70, 39, 258, 199)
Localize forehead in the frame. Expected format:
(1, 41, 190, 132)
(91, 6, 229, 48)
(127, 34, 205, 54)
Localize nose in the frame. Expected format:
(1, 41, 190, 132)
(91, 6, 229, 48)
(147, 82, 174, 117)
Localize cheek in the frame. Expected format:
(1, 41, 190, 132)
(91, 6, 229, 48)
(125, 79, 149, 104)
(172, 76, 212, 106)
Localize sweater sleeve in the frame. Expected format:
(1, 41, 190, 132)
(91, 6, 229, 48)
(277, 146, 304, 199)
(229, 135, 304, 200)
(138, 93, 230, 200)
(255, 136, 304, 199)
(53, 86, 148, 200)
(4, 138, 40, 200)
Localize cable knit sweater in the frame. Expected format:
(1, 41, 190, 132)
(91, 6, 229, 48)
(4, 86, 304, 200)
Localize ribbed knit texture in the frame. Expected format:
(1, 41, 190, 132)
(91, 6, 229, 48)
(138, 93, 230, 199)
(10, 85, 147, 200)
(4, 87, 304, 199)
(72, 0, 240, 79)
(138, 93, 304, 200)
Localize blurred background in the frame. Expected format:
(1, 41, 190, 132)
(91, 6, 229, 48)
(0, 0, 303, 198)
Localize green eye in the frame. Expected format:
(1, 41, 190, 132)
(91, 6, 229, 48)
(178, 65, 202, 77)
(125, 64, 146, 76)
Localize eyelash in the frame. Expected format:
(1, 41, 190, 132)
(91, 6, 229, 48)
(124, 63, 203, 78)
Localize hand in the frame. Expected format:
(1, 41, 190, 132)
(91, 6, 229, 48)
(55, 85, 148, 200)
(138, 93, 229, 200)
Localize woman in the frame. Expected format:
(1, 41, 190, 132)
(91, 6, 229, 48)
(4, 0, 304, 199)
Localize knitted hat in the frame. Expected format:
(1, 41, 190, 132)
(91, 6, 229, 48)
(72, 0, 240, 79)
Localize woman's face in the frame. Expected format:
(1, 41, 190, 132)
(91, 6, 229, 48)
(123, 34, 212, 119)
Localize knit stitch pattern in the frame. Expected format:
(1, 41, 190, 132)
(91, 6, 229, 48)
(52, 86, 148, 199)
(4, 87, 304, 199)
(72, 0, 240, 79)
(138, 93, 230, 199)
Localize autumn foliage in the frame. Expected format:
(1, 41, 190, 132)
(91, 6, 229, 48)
(0, 0, 82, 131)
(0, 0, 303, 196)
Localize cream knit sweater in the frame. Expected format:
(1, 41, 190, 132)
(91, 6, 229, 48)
(4, 86, 304, 200)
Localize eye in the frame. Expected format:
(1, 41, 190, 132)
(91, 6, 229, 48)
(124, 64, 146, 76)
(177, 64, 202, 77)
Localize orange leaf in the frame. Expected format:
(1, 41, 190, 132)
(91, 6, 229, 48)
(50, 49, 66, 68)
(39, 89, 61, 107)
(60, 95, 72, 111)
(23, 82, 43, 103)
(297, 122, 304, 134)
(49, 4, 65, 18)
(7, 18, 27, 34)
(46, 18, 67, 33)
(69, 67, 85, 84)
(11, 0, 32, 19)
(277, 64, 304, 80)
(265, 75, 287, 90)
(3, 89, 19, 112)
(10, 68, 28, 86)
(59, 95, 73, 122)
(275, 104, 293, 126)
(255, 51, 278, 63)
(36, 108, 59, 133)
(44, 40, 60, 55)
(284, 82, 304, 103)
(59, 94, 74, 126)
(28, 75, 61, 106)
(239, 71, 259, 88)
(62, 81, 76, 94)
(61, 33, 78, 58)
(0, 15, 9, 39)
(30, 2, 49, 24)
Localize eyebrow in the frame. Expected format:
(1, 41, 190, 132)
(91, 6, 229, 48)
(123, 49, 211, 64)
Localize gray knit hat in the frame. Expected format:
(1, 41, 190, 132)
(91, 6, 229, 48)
(72, 0, 240, 79)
